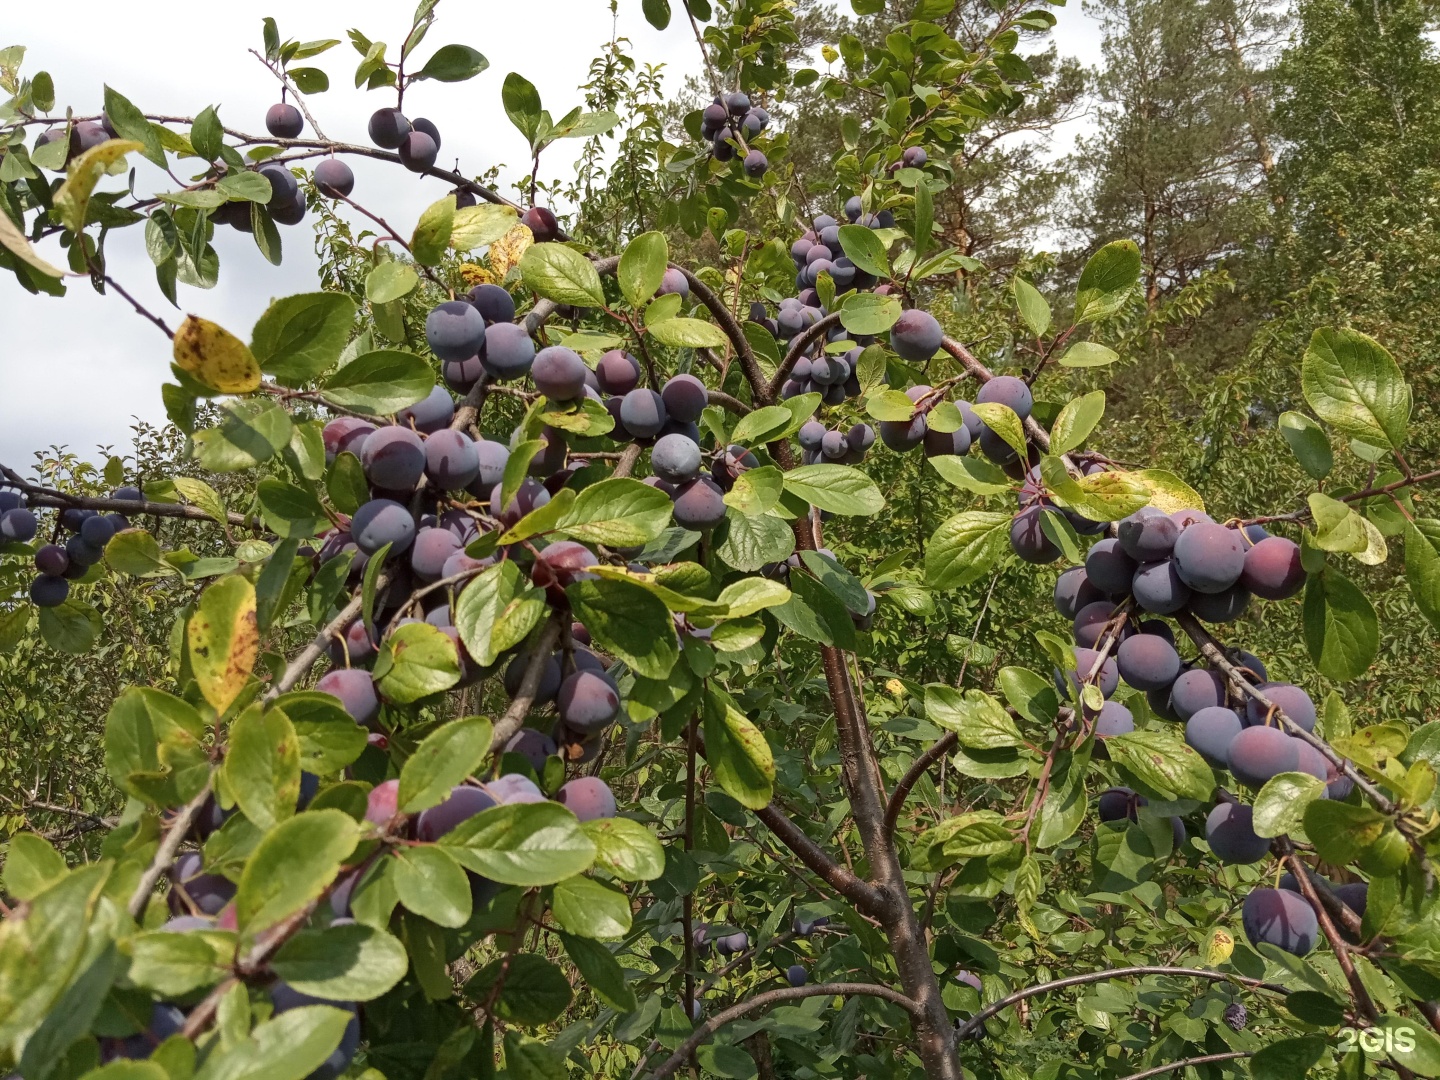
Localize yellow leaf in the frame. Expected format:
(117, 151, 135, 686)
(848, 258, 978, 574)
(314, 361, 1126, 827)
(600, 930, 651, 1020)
(489, 223, 534, 280)
(173, 315, 262, 394)
(54, 138, 144, 233)
(458, 262, 496, 288)
(187, 575, 259, 714)
(1205, 926, 1234, 966)
(0, 207, 66, 278)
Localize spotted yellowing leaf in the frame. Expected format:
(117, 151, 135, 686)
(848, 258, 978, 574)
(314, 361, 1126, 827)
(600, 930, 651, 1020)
(174, 315, 262, 394)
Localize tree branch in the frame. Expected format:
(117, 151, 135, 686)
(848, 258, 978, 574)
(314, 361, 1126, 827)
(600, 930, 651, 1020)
(1116, 1052, 1250, 1080)
(490, 616, 563, 747)
(128, 780, 212, 920)
(672, 266, 769, 405)
(643, 983, 923, 1079)
(954, 966, 1289, 1039)
(883, 733, 957, 835)
(752, 802, 887, 914)
(769, 311, 842, 399)
(0, 472, 262, 531)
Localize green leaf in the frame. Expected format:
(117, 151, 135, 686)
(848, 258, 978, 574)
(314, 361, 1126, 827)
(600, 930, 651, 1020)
(519, 243, 604, 307)
(715, 577, 791, 619)
(927, 454, 1011, 496)
(372, 622, 461, 704)
(415, 44, 489, 82)
(1303, 567, 1379, 680)
(556, 478, 674, 546)
(618, 231, 669, 307)
(782, 464, 884, 515)
(642, 0, 672, 29)
(1278, 411, 1334, 480)
(580, 817, 666, 882)
(502, 71, 544, 145)
(568, 577, 678, 679)
(998, 666, 1060, 727)
(103, 687, 207, 805)
(1012, 276, 1051, 337)
(1073, 239, 1140, 324)
(271, 922, 409, 1000)
(102, 86, 167, 167)
(723, 465, 784, 516)
(1378, 1015, 1440, 1076)
(1301, 327, 1411, 450)
(1105, 729, 1215, 801)
(126, 930, 228, 996)
(1058, 341, 1119, 367)
(971, 401, 1027, 461)
(730, 406, 794, 446)
(398, 718, 493, 813)
(840, 292, 902, 335)
(559, 932, 637, 1012)
(1302, 799, 1387, 865)
(1130, 469, 1204, 514)
(925, 686, 1024, 749)
(451, 204, 519, 250)
(2, 833, 68, 901)
(225, 705, 301, 830)
(1249, 1037, 1325, 1080)
(279, 692, 369, 774)
(837, 225, 890, 277)
(104, 529, 172, 578)
(326, 452, 368, 516)
(392, 845, 472, 927)
(218, 171, 274, 203)
(926, 511, 1011, 590)
(322, 350, 434, 414)
(231, 1005, 358, 1080)
(469, 954, 572, 1026)
(865, 389, 916, 422)
(552, 876, 632, 939)
(1251, 772, 1326, 838)
(255, 479, 325, 540)
(235, 810, 359, 933)
(365, 262, 419, 304)
(717, 512, 793, 572)
(37, 599, 101, 654)
(1049, 391, 1105, 455)
(647, 316, 730, 349)
(1404, 519, 1440, 634)
(455, 561, 546, 669)
(192, 399, 294, 473)
(439, 802, 596, 886)
(703, 686, 775, 809)
(412, 195, 455, 266)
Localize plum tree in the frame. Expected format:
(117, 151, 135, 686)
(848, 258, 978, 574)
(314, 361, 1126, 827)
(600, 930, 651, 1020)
(1227, 725, 1300, 788)
(1130, 559, 1191, 615)
(1205, 802, 1269, 864)
(556, 776, 617, 821)
(661, 374, 708, 423)
(1244, 684, 1316, 732)
(889, 310, 943, 361)
(1116, 634, 1181, 691)
(350, 498, 417, 555)
(424, 429, 481, 490)
(1185, 707, 1244, 767)
(1093, 701, 1134, 737)
(360, 426, 426, 491)
(316, 668, 380, 728)
(1053, 566, 1103, 619)
(532, 346, 589, 401)
(596, 350, 642, 395)
(651, 433, 702, 483)
(1242, 888, 1317, 956)
(975, 375, 1033, 421)
(5, 12, 1438, 1080)
(1084, 538, 1137, 597)
(1169, 668, 1227, 720)
(1172, 523, 1246, 593)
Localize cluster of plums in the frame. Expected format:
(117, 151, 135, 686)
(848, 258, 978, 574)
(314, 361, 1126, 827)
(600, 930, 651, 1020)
(797, 420, 874, 465)
(1, 487, 137, 608)
(34, 117, 115, 165)
(699, 91, 771, 177)
(1056, 506, 1362, 957)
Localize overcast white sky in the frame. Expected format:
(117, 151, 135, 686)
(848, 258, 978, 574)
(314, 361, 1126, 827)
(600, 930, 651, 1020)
(0, 0, 1102, 472)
